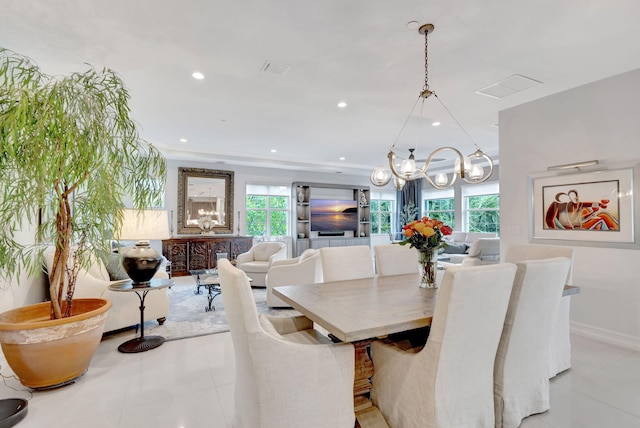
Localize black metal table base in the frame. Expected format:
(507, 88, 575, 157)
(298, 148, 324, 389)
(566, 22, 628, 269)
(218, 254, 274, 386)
(202, 284, 221, 312)
(118, 335, 165, 353)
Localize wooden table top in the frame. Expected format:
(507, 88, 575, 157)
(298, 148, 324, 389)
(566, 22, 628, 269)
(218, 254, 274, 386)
(274, 274, 437, 343)
(273, 273, 580, 343)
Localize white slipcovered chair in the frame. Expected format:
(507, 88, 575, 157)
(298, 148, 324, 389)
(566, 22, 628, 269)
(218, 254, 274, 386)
(373, 244, 419, 276)
(503, 244, 575, 377)
(319, 245, 374, 282)
(217, 259, 355, 428)
(43, 246, 169, 333)
(370, 263, 517, 428)
(265, 249, 322, 307)
(236, 241, 287, 287)
(494, 257, 571, 428)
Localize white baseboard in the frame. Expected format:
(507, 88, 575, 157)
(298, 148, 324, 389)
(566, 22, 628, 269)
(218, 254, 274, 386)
(571, 321, 640, 351)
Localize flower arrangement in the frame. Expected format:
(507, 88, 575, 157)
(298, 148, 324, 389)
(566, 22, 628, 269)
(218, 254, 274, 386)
(399, 217, 453, 253)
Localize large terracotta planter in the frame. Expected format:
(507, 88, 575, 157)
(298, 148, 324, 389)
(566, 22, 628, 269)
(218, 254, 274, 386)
(0, 298, 112, 389)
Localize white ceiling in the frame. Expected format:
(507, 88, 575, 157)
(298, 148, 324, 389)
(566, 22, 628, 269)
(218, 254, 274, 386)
(4, 0, 640, 178)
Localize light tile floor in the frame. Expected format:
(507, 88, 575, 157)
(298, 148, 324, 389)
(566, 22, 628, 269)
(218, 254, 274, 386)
(0, 331, 638, 427)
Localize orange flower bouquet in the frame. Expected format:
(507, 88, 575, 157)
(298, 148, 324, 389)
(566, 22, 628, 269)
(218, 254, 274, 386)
(400, 217, 453, 288)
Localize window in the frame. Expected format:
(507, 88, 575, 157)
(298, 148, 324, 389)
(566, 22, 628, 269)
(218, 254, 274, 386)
(246, 184, 290, 237)
(462, 182, 500, 234)
(370, 191, 395, 236)
(423, 189, 454, 226)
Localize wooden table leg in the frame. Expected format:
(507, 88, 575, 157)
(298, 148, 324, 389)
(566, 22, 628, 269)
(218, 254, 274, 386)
(352, 340, 389, 428)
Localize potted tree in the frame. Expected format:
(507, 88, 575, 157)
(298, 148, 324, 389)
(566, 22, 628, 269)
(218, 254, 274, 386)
(0, 48, 166, 389)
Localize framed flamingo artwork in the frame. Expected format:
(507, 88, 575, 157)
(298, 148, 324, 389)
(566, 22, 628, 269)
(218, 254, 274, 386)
(529, 162, 640, 248)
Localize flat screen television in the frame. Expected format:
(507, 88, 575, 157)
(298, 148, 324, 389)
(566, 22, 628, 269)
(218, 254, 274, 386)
(310, 199, 358, 232)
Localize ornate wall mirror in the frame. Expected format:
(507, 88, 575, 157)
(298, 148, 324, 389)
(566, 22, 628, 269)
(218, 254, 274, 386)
(177, 167, 234, 234)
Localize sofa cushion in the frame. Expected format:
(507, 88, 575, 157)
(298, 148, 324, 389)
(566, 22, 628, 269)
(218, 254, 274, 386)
(443, 243, 468, 254)
(240, 260, 270, 273)
(103, 252, 130, 281)
(253, 242, 285, 261)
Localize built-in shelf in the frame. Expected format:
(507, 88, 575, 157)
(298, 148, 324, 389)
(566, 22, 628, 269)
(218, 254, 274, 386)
(292, 182, 371, 256)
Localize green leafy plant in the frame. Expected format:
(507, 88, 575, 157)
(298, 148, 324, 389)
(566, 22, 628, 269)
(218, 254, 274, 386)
(0, 48, 166, 319)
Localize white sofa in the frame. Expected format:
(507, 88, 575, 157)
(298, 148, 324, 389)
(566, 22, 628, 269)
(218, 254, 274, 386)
(265, 249, 322, 307)
(43, 246, 169, 333)
(441, 237, 500, 266)
(236, 241, 288, 287)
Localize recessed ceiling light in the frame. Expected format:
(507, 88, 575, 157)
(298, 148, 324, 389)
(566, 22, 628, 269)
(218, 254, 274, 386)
(406, 21, 420, 30)
(339, 157, 346, 161)
(192, 71, 205, 80)
(270, 149, 277, 153)
(337, 101, 347, 109)
(179, 138, 188, 143)
(432, 121, 440, 127)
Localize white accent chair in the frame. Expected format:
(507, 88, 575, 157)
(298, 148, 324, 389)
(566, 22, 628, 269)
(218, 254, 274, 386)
(370, 263, 517, 428)
(43, 246, 169, 333)
(265, 249, 322, 308)
(503, 244, 574, 377)
(494, 257, 571, 428)
(373, 244, 419, 276)
(217, 259, 355, 428)
(236, 241, 287, 287)
(319, 245, 374, 282)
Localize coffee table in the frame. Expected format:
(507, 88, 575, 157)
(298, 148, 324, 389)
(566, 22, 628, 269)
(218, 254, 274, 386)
(189, 269, 221, 312)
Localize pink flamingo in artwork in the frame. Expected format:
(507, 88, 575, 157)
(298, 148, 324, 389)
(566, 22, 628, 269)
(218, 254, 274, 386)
(545, 190, 619, 230)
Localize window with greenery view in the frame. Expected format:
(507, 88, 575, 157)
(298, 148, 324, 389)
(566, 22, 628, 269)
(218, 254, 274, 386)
(424, 198, 455, 225)
(371, 198, 394, 235)
(465, 194, 500, 234)
(246, 185, 289, 237)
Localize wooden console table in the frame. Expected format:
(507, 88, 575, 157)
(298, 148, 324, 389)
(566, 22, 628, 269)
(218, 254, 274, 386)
(162, 235, 253, 276)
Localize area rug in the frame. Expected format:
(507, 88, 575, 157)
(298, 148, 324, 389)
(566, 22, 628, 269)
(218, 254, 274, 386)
(143, 276, 299, 341)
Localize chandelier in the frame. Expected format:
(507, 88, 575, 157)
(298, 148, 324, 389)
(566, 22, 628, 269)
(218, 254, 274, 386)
(370, 23, 494, 190)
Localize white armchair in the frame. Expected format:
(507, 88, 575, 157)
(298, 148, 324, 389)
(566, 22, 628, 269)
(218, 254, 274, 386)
(217, 259, 355, 428)
(43, 246, 169, 333)
(265, 249, 322, 308)
(236, 241, 287, 287)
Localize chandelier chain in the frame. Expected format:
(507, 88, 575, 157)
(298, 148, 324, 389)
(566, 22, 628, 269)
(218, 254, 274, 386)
(423, 29, 429, 91)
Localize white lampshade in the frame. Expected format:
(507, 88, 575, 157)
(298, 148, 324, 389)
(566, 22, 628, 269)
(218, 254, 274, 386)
(115, 209, 170, 241)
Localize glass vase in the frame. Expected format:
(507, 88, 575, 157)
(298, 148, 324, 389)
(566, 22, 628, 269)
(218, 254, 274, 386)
(418, 248, 438, 288)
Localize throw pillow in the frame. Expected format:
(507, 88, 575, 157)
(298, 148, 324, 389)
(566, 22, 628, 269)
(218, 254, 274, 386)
(443, 243, 469, 254)
(104, 252, 130, 281)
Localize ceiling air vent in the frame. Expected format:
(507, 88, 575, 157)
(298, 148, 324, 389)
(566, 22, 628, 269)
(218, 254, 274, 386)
(476, 74, 542, 99)
(260, 60, 290, 77)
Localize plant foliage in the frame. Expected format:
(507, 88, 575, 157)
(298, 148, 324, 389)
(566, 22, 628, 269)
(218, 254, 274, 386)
(0, 48, 166, 318)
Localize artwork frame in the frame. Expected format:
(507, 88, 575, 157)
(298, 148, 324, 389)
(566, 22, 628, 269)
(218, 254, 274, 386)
(529, 161, 640, 248)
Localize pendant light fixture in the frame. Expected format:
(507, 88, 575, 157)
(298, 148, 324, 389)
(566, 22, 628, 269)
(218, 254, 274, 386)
(370, 23, 494, 190)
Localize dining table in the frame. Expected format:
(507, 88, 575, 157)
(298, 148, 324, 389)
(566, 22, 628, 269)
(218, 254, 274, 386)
(273, 272, 580, 428)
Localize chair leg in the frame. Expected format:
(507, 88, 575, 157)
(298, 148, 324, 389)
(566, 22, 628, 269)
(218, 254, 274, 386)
(157, 317, 166, 325)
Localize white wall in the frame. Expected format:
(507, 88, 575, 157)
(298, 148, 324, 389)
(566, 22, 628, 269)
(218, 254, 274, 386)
(500, 68, 640, 350)
(0, 227, 47, 312)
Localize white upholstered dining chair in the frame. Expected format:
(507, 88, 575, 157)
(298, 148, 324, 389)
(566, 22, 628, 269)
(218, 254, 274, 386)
(319, 245, 374, 282)
(217, 259, 355, 428)
(493, 257, 571, 428)
(373, 244, 419, 276)
(503, 244, 574, 377)
(370, 263, 517, 428)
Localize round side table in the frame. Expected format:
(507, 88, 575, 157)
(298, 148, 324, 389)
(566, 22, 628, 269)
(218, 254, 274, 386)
(108, 278, 174, 353)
